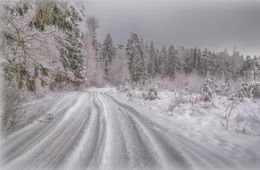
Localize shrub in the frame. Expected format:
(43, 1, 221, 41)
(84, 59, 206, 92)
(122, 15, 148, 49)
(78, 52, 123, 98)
(117, 85, 130, 93)
(215, 81, 231, 96)
(201, 78, 216, 101)
(2, 83, 24, 130)
(143, 86, 158, 100)
(238, 81, 260, 98)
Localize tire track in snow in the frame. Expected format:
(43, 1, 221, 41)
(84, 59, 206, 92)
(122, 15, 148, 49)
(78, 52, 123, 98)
(63, 92, 107, 169)
(3, 93, 77, 141)
(98, 93, 159, 170)
(2, 90, 259, 170)
(115, 106, 163, 170)
(3, 93, 90, 169)
(1, 93, 81, 165)
(105, 94, 191, 170)
(105, 93, 255, 170)
(106, 93, 260, 170)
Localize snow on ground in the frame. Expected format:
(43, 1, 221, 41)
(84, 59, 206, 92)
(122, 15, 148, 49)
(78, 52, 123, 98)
(112, 87, 260, 136)
(108, 87, 260, 164)
(1, 87, 260, 170)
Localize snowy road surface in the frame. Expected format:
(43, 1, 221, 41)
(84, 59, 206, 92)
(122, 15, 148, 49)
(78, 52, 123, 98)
(1, 90, 260, 170)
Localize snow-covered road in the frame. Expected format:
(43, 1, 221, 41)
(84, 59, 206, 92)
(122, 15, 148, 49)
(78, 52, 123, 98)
(1, 90, 260, 170)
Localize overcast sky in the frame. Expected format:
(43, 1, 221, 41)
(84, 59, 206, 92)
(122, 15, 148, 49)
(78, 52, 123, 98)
(82, 0, 260, 56)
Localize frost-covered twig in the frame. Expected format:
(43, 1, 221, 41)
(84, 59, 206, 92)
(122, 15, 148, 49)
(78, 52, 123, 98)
(224, 99, 239, 130)
(245, 100, 260, 124)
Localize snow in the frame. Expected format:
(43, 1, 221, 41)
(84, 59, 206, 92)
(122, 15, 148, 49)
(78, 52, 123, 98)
(113, 87, 260, 135)
(110, 87, 260, 169)
(1, 88, 260, 170)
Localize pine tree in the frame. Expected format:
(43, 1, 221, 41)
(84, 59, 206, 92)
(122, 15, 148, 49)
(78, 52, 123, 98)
(252, 56, 260, 80)
(193, 48, 203, 75)
(160, 45, 168, 77)
(110, 47, 129, 85)
(208, 51, 217, 76)
(55, 6, 85, 87)
(167, 45, 178, 79)
(2, 0, 86, 91)
(224, 58, 233, 83)
(176, 46, 186, 73)
(86, 16, 99, 55)
(155, 49, 162, 75)
(201, 48, 209, 76)
(101, 33, 116, 80)
(126, 33, 147, 85)
(1, 0, 86, 127)
(229, 46, 243, 80)
(183, 48, 194, 74)
(83, 15, 104, 86)
(241, 56, 251, 79)
(56, 30, 85, 87)
(147, 41, 156, 78)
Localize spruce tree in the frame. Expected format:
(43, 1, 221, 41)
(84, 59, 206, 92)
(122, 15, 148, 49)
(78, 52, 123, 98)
(167, 45, 178, 79)
(55, 6, 85, 87)
(2, 0, 86, 91)
(126, 33, 147, 85)
(56, 30, 85, 86)
(160, 45, 168, 77)
(193, 48, 203, 75)
(155, 49, 162, 76)
(253, 56, 260, 80)
(101, 33, 116, 80)
(241, 56, 253, 79)
(201, 48, 209, 76)
(87, 16, 99, 54)
(147, 41, 156, 78)
(183, 48, 195, 74)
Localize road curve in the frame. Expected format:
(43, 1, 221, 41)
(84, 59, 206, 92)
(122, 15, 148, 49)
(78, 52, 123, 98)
(1, 91, 259, 170)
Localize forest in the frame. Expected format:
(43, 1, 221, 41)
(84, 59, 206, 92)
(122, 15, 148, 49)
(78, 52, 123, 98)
(1, 1, 260, 170)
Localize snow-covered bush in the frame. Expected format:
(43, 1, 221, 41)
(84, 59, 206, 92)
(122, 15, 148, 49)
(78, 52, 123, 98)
(201, 79, 216, 101)
(3, 83, 25, 130)
(238, 82, 251, 98)
(250, 81, 260, 98)
(221, 97, 260, 135)
(117, 85, 130, 93)
(168, 95, 185, 110)
(238, 81, 260, 98)
(167, 92, 201, 112)
(215, 81, 231, 96)
(126, 92, 133, 98)
(143, 86, 158, 100)
(117, 84, 133, 97)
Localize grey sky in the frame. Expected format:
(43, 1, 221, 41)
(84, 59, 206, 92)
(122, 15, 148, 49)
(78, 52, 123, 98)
(83, 0, 260, 56)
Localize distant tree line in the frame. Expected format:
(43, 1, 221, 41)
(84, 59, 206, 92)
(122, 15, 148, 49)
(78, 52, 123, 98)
(2, 0, 260, 96)
(110, 33, 260, 86)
